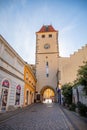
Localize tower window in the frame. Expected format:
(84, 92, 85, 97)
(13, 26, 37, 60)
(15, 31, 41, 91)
(46, 62, 49, 77)
(42, 35, 45, 38)
(46, 73, 49, 77)
(46, 62, 48, 66)
(49, 34, 52, 38)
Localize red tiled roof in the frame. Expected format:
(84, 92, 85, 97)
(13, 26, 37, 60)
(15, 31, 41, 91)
(37, 25, 57, 33)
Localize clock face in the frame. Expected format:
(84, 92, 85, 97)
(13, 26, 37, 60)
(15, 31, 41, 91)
(44, 44, 50, 49)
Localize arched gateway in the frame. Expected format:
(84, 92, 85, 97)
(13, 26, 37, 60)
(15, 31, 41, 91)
(40, 86, 55, 102)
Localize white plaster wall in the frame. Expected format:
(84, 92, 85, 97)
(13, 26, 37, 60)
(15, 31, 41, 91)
(0, 70, 24, 108)
(0, 35, 25, 110)
(0, 35, 24, 75)
(73, 85, 87, 106)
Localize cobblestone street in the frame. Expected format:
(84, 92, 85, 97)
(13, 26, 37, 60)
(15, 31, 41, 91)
(0, 103, 87, 130)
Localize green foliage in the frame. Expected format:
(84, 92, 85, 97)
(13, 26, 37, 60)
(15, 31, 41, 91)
(69, 103, 76, 111)
(62, 83, 72, 105)
(77, 102, 87, 117)
(77, 61, 87, 95)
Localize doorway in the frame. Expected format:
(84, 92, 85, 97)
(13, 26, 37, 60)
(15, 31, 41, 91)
(26, 90, 29, 105)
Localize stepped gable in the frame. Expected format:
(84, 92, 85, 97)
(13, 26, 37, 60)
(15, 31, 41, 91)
(37, 25, 58, 33)
(70, 44, 87, 58)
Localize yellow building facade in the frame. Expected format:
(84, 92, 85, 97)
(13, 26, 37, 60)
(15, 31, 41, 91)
(24, 63, 37, 106)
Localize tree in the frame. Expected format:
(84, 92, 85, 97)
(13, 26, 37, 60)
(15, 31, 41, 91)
(62, 83, 72, 105)
(77, 61, 87, 95)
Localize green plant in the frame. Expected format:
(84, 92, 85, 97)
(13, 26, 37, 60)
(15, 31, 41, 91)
(77, 102, 87, 117)
(62, 83, 73, 105)
(69, 103, 76, 111)
(76, 61, 87, 95)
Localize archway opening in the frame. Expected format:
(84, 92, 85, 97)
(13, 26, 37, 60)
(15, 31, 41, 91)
(41, 87, 55, 103)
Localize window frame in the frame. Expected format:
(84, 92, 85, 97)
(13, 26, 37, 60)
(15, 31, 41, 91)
(42, 35, 45, 38)
(49, 34, 52, 38)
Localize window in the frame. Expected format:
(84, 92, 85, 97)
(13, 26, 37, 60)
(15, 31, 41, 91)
(46, 62, 49, 77)
(49, 34, 52, 38)
(46, 73, 49, 77)
(58, 71, 61, 80)
(46, 62, 48, 66)
(42, 35, 45, 38)
(15, 85, 21, 105)
(1, 89, 8, 107)
(1, 80, 9, 107)
(26, 72, 28, 80)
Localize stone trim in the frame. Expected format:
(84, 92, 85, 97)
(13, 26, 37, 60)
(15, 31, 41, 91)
(0, 66, 24, 82)
(0, 57, 24, 76)
(36, 52, 59, 54)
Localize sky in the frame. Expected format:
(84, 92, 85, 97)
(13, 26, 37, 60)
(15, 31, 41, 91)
(0, 0, 87, 64)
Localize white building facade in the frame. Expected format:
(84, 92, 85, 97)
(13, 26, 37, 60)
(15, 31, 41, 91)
(73, 85, 87, 106)
(0, 35, 25, 112)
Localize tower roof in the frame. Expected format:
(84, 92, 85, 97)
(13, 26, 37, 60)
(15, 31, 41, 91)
(37, 25, 58, 33)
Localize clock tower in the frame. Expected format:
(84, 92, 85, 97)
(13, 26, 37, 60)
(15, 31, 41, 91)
(35, 25, 59, 102)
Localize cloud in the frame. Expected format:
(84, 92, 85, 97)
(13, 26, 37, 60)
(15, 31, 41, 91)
(60, 15, 80, 34)
(61, 23, 76, 34)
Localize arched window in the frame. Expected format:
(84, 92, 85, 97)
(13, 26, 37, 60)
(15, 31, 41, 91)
(46, 62, 49, 77)
(1, 80, 9, 108)
(15, 85, 21, 105)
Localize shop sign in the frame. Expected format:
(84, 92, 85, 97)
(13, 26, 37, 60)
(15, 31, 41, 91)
(2, 80, 9, 88)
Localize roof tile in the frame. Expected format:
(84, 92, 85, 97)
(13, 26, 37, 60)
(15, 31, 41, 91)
(37, 25, 57, 33)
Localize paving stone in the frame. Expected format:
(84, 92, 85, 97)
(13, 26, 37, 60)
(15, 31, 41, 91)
(0, 103, 87, 130)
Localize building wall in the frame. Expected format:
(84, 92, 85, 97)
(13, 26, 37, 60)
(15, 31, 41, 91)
(73, 85, 87, 106)
(59, 44, 87, 85)
(0, 35, 25, 111)
(0, 70, 24, 108)
(36, 30, 59, 94)
(24, 64, 36, 106)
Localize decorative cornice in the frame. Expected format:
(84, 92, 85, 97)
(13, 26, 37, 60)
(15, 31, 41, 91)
(36, 52, 59, 54)
(0, 35, 25, 64)
(0, 57, 24, 76)
(0, 66, 24, 82)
